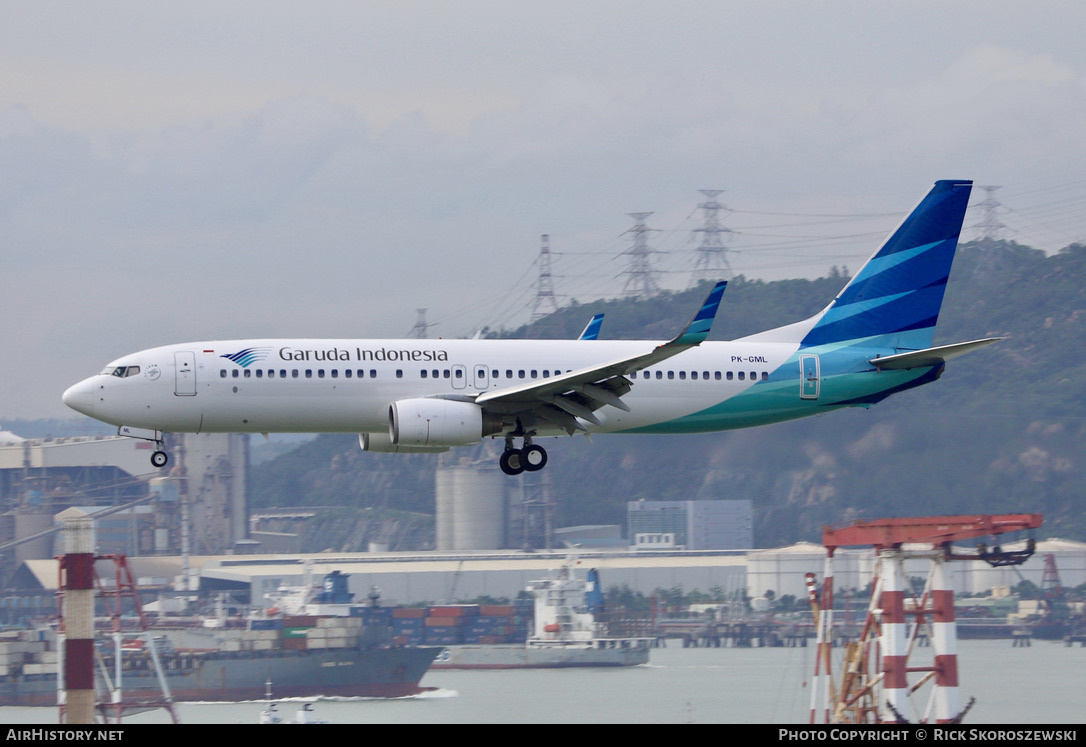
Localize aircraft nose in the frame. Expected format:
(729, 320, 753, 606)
(62, 379, 96, 416)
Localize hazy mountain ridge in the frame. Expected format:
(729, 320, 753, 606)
(31, 241, 1086, 546)
(253, 240, 1086, 545)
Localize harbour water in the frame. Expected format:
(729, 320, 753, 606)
(0, 639, 1081, 724)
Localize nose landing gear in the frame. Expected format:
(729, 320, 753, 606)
(116, 426, 170, 469)
(499, 436, 548, 476)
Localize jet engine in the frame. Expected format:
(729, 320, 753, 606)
(389, 398, 502, 448)
(359, 432, 449, 454)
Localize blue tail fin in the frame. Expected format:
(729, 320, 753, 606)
(798, 180, 972, 350)
(578, 314, 605, 340)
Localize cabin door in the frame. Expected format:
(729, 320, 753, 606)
(799, 354, 820, 400)
(473, 364, 490, 390)
(451, 364, 467, 390)
(175, 351, 197, 396)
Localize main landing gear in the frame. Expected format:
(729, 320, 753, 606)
(151, 449, 169, 468)
(499, 436, 548, 476)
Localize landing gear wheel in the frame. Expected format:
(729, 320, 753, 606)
(522, 444, 548, 472)
(500, 449, 525, 476)
(151, 450, 169, 468)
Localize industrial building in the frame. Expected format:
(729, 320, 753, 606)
(11, 537, 1083, 615)
(13, 549, 749, 608)
(745, 538, 1086, 599)
(4, 427, 1083, 621)
(0, 431, 249, 583)
(627, 499, 753, 550)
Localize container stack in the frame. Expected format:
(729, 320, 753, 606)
(391, 607, 427, 646)
(389, 602, 533, 646)
(424, 605, 478, 646)
(0, 633, 48, 677)
(352, 605, 394, 627)
(463, 603, 533, 644)
(275, 614, 364, 650)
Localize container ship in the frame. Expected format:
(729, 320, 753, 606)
(0, 572, 440, 707)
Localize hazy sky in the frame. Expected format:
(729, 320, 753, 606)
(3, 1, 1086, 421)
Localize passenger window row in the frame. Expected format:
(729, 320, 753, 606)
(639, 370, 770, 382)
(468, 370, 565, 380)
(220, 368, 770, 382)
(220, 369, 380, 379)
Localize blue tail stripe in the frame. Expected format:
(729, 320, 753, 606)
(835, 240, 955, 307)
(849, 240, 933, 277)
(869, 180, 971, 257)
(803, 285, 948, 347)
(817, 290, 910, 328)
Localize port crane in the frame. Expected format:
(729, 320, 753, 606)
(807, 513, 1042, 724)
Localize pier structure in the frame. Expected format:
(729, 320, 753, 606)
(808, 514, 1043, 725)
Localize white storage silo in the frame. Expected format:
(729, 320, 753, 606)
(435, 466, 504, 551)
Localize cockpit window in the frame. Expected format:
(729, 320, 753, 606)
(100, 366, 140, 378)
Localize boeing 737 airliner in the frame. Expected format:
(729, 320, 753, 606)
(63, 180, 999, 475)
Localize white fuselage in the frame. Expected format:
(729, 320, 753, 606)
(60, 180, 985, 473)
(62, 336, 855, 439)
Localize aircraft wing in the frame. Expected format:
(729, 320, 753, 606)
(474, 282, 726, 431)
(869, 337, 1003, 370)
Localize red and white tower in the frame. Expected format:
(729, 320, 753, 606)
(876, 550, 908, 722)
(56, 508, 179, 724)
(930, 555, 960, 722)
(57, 507, 96, 724)
(809, 514, 1042, 724)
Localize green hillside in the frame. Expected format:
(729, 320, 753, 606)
(250, 241, 1086, 546)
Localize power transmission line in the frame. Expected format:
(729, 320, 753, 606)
(689, 189, 735, 288)
(619, 212, 664, 297)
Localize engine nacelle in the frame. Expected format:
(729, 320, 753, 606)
(359, 432, 449, 454)
(389, 398, 501, 448)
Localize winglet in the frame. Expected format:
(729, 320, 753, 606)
(672, 281, 727, 346)
(578, 314, 605, 341)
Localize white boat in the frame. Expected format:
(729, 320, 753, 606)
(259, 681, 329, 724)
(431, 557, 653, 669)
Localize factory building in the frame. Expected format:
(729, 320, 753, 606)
(14, 549, 749, 609)
(0, 431, 250, 582)
(5, 428, 1082, 618)
(13, 537, 1082, 613)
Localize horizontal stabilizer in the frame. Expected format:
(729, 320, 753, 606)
(870, 338, 1003, 370)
